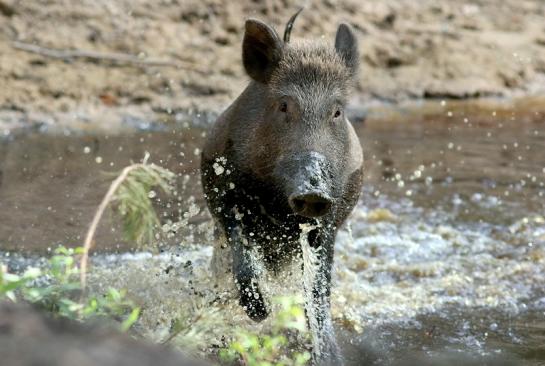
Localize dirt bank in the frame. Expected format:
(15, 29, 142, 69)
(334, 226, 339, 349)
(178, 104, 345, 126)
(0, 0, 545, 132)
(0, 301, 210, 366)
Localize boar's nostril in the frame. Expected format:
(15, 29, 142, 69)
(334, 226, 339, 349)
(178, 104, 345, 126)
(292, 197, 306, 211)
(289, 193, 333, 218)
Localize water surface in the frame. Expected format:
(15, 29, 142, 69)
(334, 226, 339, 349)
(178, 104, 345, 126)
(1, 99, 545, 365)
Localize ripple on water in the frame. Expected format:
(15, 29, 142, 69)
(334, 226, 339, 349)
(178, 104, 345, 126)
(75, 187, 545, 362)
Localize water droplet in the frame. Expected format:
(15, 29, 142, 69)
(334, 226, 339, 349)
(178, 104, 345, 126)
(213, 162, 225, 175)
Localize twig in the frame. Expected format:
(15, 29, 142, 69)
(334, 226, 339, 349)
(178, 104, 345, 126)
(12, 41, 204, 72)
(79, 163, 142, 289)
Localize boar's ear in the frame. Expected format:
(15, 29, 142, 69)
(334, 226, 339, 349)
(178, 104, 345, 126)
(243, 19, 283, 83)
(335, 23, 359, 75)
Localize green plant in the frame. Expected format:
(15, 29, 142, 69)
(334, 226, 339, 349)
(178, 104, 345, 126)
(80, 153, 175, 288)
(0, 264, 41, 302)
(0, 246, 140, 331)
(164, 305, 226, 353)
(220, 296, 311, 366)
(1, 158, 174, 332)
(113, 162, 175, 247)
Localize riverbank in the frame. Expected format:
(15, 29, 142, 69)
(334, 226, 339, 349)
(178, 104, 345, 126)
(1, 0, 545, 133)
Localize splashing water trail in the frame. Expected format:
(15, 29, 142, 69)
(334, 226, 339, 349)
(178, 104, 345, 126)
(299, 223, 321, 356)
(2, 99, 545, 364)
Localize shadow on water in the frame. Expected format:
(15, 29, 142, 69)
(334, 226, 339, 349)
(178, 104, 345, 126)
(1, 98, 545, 364)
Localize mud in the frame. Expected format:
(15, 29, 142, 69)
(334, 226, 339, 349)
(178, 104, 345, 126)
(1, 0, 545, 132)
(0, 301, 210, 366)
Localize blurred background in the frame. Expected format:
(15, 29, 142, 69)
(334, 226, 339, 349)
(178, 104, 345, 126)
(1, 0, 545, 129)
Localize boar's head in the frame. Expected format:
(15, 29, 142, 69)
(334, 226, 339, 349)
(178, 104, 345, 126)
(241, 18, 359, 219)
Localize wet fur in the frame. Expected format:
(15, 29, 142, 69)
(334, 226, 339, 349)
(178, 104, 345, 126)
(201, 16, 363, 366)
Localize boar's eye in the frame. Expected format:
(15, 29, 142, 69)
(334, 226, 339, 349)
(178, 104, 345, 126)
(333, 109, 342, 118)
(279, 101, 288, 113)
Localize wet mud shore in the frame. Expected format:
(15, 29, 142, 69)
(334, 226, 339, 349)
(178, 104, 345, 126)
(1, 0, 545, 133)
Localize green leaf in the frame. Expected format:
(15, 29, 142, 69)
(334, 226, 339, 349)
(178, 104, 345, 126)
(121, 307, 140, 332)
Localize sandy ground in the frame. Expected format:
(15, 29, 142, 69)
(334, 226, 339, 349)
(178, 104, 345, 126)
(0, 0, 545, 132)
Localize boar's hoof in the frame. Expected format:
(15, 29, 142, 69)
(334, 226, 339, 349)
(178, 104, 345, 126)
(242, 300, 269, 322)
(289, 192, 333, 218)
(239, 282, 269, 322)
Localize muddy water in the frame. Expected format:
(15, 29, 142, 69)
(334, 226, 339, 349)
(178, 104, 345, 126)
(1, 99, 545, 365)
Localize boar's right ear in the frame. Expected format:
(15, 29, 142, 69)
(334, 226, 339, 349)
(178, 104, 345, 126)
(242, 19, 283, 83)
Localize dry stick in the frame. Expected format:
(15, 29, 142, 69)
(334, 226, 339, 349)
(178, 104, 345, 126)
(12, 41, 204, 72)
(80, 164, 142, 289)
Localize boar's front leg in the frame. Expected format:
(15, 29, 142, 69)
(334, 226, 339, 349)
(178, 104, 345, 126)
(302, 227, 342, 365)
(228, 223, 269, 322)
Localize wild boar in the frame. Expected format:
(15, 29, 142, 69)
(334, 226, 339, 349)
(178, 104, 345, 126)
(201, 11, 363, 365)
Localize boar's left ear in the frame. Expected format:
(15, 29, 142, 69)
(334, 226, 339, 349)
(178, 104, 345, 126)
(335, 23, 359, 75)
(243, 19, 283, 83)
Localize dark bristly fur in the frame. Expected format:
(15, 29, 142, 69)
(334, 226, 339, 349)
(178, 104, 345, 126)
(201, 12, 363, 366)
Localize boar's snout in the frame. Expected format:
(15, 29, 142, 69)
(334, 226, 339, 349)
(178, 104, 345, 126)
(289, 192, 332, 218)
(277, 152, 335, 218)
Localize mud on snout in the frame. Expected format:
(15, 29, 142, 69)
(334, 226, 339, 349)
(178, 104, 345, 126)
(275, 151, 336, 219)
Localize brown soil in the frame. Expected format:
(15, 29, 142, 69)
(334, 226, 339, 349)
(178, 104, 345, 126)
(1, 0, 545, 132)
